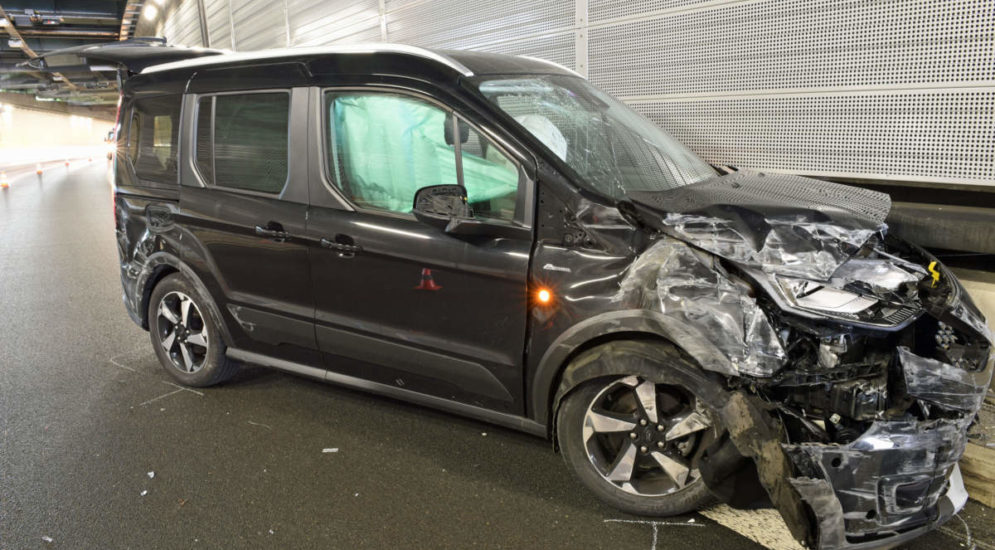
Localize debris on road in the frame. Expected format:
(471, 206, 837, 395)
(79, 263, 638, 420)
(322, 448, 338, 453)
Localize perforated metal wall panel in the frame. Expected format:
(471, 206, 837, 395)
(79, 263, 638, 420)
(203, 0, 231, 49)
(384, 0, 572, 49)
(228, 0, 287, 51)
(161, 0, 203, 48)
(288, 0, 382, 46)
(633, 89, 995, 185)
(153, 0, 995, 187)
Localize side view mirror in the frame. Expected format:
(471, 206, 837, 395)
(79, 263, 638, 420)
(412, 185, 531, 240)
(412, 185, 473, 230)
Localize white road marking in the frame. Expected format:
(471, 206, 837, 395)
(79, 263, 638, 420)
(162, 380, 204, 396)
(699, 505, 804, 550)
(940, 514, 988, 550)
(138, 389, 185, 407)
(604, 518, 704, 550)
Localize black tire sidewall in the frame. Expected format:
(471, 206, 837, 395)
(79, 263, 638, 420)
(557, 376, 715, 517)
(148, 273, 228, 387)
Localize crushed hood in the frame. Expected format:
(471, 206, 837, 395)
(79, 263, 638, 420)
(625, 171, 894, 281)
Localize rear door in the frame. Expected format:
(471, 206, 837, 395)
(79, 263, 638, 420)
(178, 75, 317, 364)
(305, 85, 536, 413)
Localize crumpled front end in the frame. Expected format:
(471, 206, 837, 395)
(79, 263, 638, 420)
(619, 171, 994, 549)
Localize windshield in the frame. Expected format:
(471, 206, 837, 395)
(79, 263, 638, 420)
(476, 75, 715, 200)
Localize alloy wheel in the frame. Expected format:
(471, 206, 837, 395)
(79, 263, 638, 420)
(156, 291, 209, 374)
(582, 375, 713, 496)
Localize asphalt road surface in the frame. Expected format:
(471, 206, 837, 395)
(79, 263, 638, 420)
(1, 162, 989, 549)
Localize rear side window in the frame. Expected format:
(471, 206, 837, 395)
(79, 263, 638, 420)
(132, 95, 181, 186)
(195, 92, 290, 194)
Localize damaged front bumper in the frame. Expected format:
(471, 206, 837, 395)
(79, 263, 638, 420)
(745, 333, 993, 550)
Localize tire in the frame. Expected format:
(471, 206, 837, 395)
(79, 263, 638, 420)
(556, 345, 719, 516)
(148, 273, 239, 387)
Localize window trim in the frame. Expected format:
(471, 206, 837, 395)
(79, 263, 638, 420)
(319, 86, 532, 228)
(193, 88, 293, 198)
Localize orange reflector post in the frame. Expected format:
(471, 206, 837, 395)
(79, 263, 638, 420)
(1, 171, 8, 189)
(36, 163, 42, 175)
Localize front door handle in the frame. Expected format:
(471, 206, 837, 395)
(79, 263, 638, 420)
(320, 235, 362, 257)
(255, 222, 289, 241)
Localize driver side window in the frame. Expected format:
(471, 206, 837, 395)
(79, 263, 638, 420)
(324, 91, 521, 222)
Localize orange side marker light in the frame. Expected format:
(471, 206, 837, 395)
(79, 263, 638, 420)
(536, 288, 552, 305)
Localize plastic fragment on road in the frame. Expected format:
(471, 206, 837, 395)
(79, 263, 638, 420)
(42, 536, 53, 543)
(147, 471, 155, 479)
(141, 490, 148, 496)
(322, 448, 338, 453)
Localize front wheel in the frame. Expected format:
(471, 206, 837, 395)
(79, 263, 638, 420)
(148, 273, 239, 387)
(557, 372, 718, 516)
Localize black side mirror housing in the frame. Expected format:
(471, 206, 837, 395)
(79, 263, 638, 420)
(412, 185, 472, 229)
(412, 185, 530, 240)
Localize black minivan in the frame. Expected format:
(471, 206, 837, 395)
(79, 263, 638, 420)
(62, 40, 991, 549)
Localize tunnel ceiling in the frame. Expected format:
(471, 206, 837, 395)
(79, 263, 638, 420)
(0, 0, 138, 114)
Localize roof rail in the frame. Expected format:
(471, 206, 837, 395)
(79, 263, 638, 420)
(517, 56, 585, 79)
(142, 44, 474, 76)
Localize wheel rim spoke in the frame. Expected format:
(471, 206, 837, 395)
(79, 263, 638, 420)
(606, 441, 638, 483)
(186, 329, 208, 348)
(179, 342, 194, 372)
(588, 411, 639, 433)
(180, 296, 193, 326)
(633, 380, 658, 423)
(665, 411, 710, 441)
(650, 451, 691, 486)
(161, 329, 176, 351)
(159, 301, 180, 324)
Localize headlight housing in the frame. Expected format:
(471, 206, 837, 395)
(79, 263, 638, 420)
(770, 274, 921, 329)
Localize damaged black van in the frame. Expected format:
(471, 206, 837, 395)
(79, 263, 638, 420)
(56, 40, 991, 549)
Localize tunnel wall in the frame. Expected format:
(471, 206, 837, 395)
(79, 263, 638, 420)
(144, 0, 994, 190)
(0, 101, 113, 165)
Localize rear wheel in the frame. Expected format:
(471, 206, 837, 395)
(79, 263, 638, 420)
(558, 372, 718, 516)
(148, 273, 239, 387)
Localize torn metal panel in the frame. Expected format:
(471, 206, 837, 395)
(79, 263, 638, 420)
(617, 239, 786, 377)
(658, 213, 879, 280)
(898, 346, 991, 412)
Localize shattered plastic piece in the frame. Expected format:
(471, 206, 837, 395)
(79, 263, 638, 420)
(42, 536, 53, 543)
(829, 258, 921, 297)
(141, 490, 148, 496)
(322, 448, 338, 453)
(618, 239, 786, 377)
(147, 471, 155, 479)
(898, 347, 990, 411)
